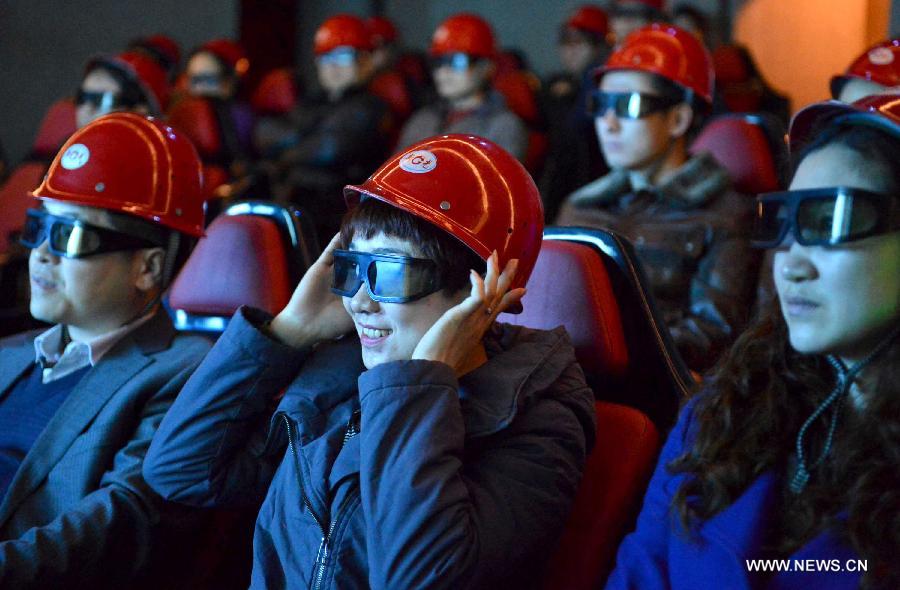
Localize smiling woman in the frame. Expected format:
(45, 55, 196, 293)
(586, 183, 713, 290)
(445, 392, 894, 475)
(605, 94, 900, 590)
(144, 134, 597, 589)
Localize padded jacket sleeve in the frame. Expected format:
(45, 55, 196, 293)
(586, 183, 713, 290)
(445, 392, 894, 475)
(358, 357, 595, 589)
(144, 307, 309, 508)
(0, 362, 201, 589)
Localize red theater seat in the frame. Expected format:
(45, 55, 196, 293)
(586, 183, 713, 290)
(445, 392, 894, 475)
(167, 201, 319, 333)
(543, 401, 659, 589)
(251, 67, 299, 116)
(31, 98, 77, 159)
(168, 96, 224, 159)
(500, 239, 628, 377)
(501, 228, 691, 588)
(690, 114, 785, 194)
(369, 70, 413, 121)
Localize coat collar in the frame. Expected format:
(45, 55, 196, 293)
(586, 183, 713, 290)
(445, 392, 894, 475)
(275, 323, 578, 440)
(0, 312, 175, 526)
(566, 152, 731, 210)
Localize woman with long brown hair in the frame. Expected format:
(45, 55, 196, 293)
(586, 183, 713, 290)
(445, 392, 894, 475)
(606, 94, 900, 590)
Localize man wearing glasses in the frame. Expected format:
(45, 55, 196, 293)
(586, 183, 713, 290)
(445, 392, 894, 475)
(254, 13, 392, 246)
(0, 113, 210, 588)
(557, 24, 758, 372)
(396, 13, 527, 161)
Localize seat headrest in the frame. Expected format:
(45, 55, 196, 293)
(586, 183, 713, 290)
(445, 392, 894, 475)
(499, 239, 628, 378)
(168, 213, 293, 317)
(690, 115, 781, 194)
(167, 96, 223, 158)
(32, 99, 77, 159)
(251, 67, 299, 115)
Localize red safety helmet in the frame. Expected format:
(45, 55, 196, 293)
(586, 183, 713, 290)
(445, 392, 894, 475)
(86, 51, 171, 114)
(33, 112, 205, 237)
(314, 14, 374, 55)
(566, 5, 609, 37)
(430, 13, 496, 59)
(830, 38, 900, 98)
(344, 134, 544, 299)
(595, 23, 714, 106)
(198, 38, 250, 78)
(129, 34, 182, 73)
(788, 94, 900, 154)
(367, 16, 398, 47)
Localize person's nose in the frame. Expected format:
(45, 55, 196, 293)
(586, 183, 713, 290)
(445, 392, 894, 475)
(599, 107, 620, 131)
(348, 279, 380, 314)
(777, 240, 818, 283)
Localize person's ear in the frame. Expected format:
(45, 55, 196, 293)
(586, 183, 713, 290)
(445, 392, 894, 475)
(667, 102, 694, 138)
(356, 52, 375, 82)
(477, 59, 496, 81)
(133, 247, 166, 293)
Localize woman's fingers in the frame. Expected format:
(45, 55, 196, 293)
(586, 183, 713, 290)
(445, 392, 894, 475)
(319, 233, 343, 266)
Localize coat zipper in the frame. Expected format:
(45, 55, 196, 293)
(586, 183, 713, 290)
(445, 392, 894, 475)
(312, 481, 360, 590)
(282, 412, 361, 590)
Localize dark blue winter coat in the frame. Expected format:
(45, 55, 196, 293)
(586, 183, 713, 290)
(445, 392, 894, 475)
(145, 307, 596, 589)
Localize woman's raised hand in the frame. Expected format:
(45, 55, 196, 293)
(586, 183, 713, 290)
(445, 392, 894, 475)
(269, 233, 354, 348)
(412, 251, 525, 374)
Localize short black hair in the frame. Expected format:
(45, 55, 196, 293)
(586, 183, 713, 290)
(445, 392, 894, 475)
(340, 197, 486, 296)
(646, 72, 708, 133)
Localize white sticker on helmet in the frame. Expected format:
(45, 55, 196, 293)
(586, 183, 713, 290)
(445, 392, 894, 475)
(60, 144, 90, 170)
(399, 150, 437, 174)
(868, 47, 894, 66)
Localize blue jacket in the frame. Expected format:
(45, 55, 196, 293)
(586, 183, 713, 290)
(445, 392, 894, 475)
(0, 312, 212, 589)
(145, 307, 596, 589)
(606, 399, 865, 590)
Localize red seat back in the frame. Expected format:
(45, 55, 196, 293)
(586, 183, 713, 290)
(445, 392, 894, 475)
(168, 213, 293, 318)
(250, 67, 299, 115)
(690, 115, 782, 194)
(0, 163, 45, 252)
(369, 70, 413, 121)
(542, 401, 660, 589)
(31, 98, 77, 159)
(167, 96, 223, 159)
(499, 239, 628, 378)
(494, 70, 540, 126)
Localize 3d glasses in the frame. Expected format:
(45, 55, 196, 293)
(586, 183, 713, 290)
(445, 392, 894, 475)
(316, 47, 358, 67)
(20, 209, 161, 259)
(431, 53, 474, 72)
(751, 187, 899, 248)
(587, 90, 682, 119)
(75, 89, 138, 112)
(331, 249, 443, 303)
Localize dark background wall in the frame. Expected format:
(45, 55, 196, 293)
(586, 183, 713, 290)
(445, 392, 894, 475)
(0, 0, 236, 166)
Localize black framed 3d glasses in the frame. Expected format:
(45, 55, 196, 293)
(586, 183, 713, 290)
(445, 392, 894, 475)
(331, 249, 443, 303)
(587, 90, 682, 119)
(751, 187, 899, 248)
(74, 89, 138, 111)
(20, 209, 161, 259)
